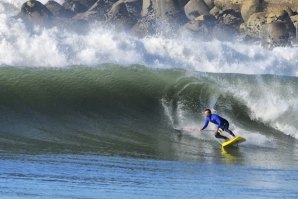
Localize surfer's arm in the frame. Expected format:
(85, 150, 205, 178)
(201, 119, 209, 130)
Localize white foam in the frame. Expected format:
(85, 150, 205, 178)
(214, 76, 298, 139)
(1, 0, 298, 76)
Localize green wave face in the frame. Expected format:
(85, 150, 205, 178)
(0, 65, 297, 159)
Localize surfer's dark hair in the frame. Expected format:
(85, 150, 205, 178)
(204, 109, 211, 114)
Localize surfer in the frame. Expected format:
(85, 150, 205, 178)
(200, 109, 236, 141)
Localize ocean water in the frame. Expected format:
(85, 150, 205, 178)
(0, 1, 298, 198)
(1, 154, 297, 199)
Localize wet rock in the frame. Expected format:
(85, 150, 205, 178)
(133, 0, 189, 37)
(184, 0, 210, 20)
(262, 21, 290, 47)
(216, 9, 244, 30)
(107, 0, 142, 29)
(214, 0, 241, 12)
(241, 0, 261, 22)
(266, 8, 291, 24)
(154, 0, 187, 22)
(265, 8, 296, 38)
(209, 6, 220, 16)
(184, 14, 216, 33)
(45, 0, 75, 18)
(290, 15, 298, 38)
(242, 7, 296, 46)
(20, 0, 53, 26)
(141, 0, 153, 17)
(62, 0, 97, 14)
(131, 12, 156, 37)
(73, 0, 117, 21)
(204, 0, 215, 9)
(243, 11, 266, 38)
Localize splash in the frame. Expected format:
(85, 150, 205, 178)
(1, 0, 298, 76)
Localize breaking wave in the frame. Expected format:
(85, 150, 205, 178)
(1, 0, 298, 76)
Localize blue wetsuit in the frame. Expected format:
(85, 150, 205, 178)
(202, 114, 235, 138)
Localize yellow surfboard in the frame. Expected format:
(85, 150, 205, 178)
(222, 136, 246, 149)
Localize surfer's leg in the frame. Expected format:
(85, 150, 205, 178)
(226, 129, 236, 137)
(222, 122, 236, 137)
(215, 132, 229, 141)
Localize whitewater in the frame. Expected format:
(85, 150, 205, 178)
(1, 0, 298, 75)
(0, 1, 298, 198)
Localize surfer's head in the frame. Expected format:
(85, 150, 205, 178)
(203, 109, 211, 117)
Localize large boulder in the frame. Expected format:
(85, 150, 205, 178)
(107, 0, 142, 29)
(20, 0, 53, 25)
(216, 9, 243, 30)
(45, 0, 75, 18)
(62, 0, 97, 14)
(141, 0, 153, 17)
(154, 0, 186, 22)
(290, 15, 298, 38)
(214, 0, 241, 12)
(242, 7, 296, 46)
(73, 0, 117, 21)
(131, 12, 156, 37)
(204, 0, 215, 9)
(184, 14, 216, 34)
(265, 8, 296, 39)
(133, 0, 188, 36)
(184, 0, 210, 20)
(262, 21, 290, 47)
(243, 11, 266, 38)
(241, 0, 261, 22)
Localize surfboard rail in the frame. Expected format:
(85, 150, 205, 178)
(222, 136, 246, 148)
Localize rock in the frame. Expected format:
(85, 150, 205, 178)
(266, 9, 291, 24)
(73, 0, 117, 21)
(136, 0, 188, 24)
(242, 7, 296, 46)
(291, 15, 298, 38)
(266, 1, 298, 15)
(184, 14, 216, 33)
(107, 0, 142, 29)
(241, 0, 261, 22)
(244, 11, 266, 38)
(209, 6, 220, 16)
(154, 0, 186, 22)
(262, 21, 290, 47)
(184, 0, 210, 20)
(141, 0, 153, 17)
(216, 9, 244, 30)
(214, 0, 241, 12)
(45, 0, 75, 18)
(290, 15, 298, 25)
(62, 0, 97, 14)
(265, 8, 296, 38)
(20, 0, 53, 25)
(134, 0, 188, 35)
(131, 12, 156, 37)
(204, 0, 215, 9)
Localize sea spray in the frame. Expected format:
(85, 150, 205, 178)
(1, 1, 298, 76)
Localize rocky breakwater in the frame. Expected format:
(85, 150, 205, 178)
(17, 0, 298, 47)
